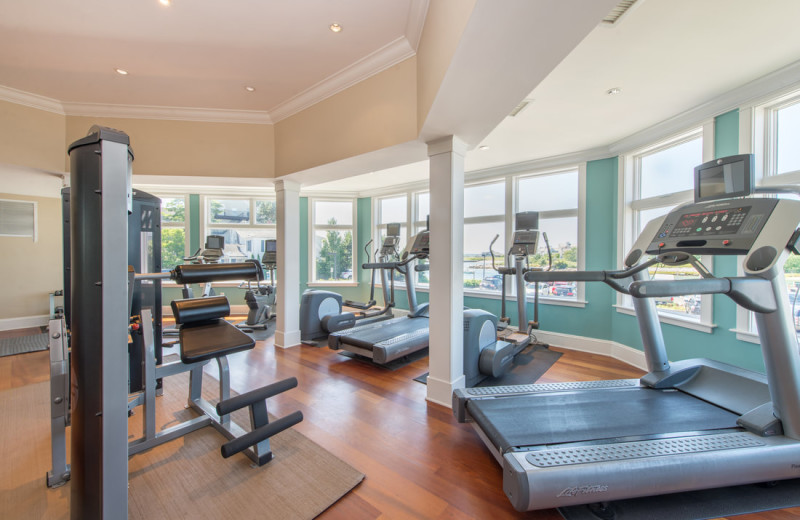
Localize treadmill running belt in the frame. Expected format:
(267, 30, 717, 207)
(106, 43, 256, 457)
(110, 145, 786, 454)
(467, 387, 739, 453)
(337, 317, 428, 350)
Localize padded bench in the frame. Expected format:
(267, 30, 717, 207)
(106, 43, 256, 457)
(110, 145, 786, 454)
(172, 296, 255, 364)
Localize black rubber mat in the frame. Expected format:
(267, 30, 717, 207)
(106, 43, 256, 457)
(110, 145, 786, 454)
(558, 478, 800, 520)
(468, 387, 739, 452)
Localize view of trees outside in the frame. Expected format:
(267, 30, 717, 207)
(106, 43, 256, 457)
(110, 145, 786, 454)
(315, 218, 353, 281)
(161, 197, 185, 270)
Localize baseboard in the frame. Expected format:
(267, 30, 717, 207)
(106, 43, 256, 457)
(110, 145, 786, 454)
(533, 329, 648, 371)
(0, 314, 49, 331)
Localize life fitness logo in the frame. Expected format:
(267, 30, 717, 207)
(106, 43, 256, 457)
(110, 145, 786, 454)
(557, 484, 609, 498)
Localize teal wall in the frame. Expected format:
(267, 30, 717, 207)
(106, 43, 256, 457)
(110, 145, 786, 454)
(391, 109, 765, 373)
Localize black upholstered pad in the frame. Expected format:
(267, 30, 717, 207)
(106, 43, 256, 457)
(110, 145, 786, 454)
(179, 319, 255, 364)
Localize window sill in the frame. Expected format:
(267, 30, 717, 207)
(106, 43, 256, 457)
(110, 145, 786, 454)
(614, 305, 715, 334)
(307, 282, 359, 288)
(732, 328, 760, 344)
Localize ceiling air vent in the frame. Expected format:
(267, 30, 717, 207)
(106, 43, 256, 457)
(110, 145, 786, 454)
(602, 0, 640, 26)
(509, 99, 533, 117)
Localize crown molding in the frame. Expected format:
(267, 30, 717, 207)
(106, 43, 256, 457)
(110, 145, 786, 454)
(269, 36, 416, 123)
(0, 86, 64, 115)
(62, 102, 272, 124)
(406, 0, 429, 51)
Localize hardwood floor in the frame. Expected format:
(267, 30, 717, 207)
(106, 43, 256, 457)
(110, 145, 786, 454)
(3, 325, 800, 519)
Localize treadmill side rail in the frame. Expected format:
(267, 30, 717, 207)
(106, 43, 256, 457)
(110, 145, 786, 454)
(503, 433, 800, 511)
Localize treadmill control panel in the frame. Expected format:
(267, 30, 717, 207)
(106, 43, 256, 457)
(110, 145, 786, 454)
(646, 198, 778, 255)
(408, 231, 430, 256)
(509, 230, 538, 257)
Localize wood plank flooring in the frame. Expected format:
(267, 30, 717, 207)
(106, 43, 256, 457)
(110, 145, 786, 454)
(2, 325, 800, 519)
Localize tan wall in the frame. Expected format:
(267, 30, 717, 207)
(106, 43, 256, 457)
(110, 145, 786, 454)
(0, 193, 63, 320)
(0, 101, 66, 172)
(66, 116, 275, 178)
(274, 58, 418, 177)
(415, 0, 476, 133)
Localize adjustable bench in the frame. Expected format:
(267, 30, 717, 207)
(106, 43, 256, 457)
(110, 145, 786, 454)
(126, 295, 302, 466)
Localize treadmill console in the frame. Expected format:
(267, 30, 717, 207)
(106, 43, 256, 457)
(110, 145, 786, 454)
(408, 231, 430, 257)
(261, 239, 277, 266)
(646, 198, 778, 256)
(380, 235, 399, 257)
(509, 229, 539, 257)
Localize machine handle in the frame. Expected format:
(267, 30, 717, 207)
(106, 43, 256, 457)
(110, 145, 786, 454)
(524, 270, 608, 282)
(629, 278, 730, 298)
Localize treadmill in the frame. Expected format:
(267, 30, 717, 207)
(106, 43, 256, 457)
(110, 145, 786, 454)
(328, 229, 430, 364)
(453, 154, 800, 511)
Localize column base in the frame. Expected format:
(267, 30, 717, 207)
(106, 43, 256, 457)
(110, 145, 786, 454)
(275, 329, 301, 349)
(425, 373, 465, 408)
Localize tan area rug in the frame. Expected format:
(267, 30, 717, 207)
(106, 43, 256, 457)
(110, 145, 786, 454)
(0, 373, 364, 520)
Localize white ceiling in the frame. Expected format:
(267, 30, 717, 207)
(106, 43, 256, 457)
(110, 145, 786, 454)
(0, 0, 424, 117)
(306, 0, 800, 193)
(3, 0, 800, 194)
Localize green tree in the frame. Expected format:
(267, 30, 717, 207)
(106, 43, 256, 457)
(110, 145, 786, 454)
(161, 228, 186, 270)
(256, 200, 276, 224)
(162, 198, 184, 223)
(786, 255, 800, 274)
(316, 218, 353, 280)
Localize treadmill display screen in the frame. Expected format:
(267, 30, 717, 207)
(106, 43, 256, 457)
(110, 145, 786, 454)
(668, 206, 751, 238)
(514, 230, 538, 245)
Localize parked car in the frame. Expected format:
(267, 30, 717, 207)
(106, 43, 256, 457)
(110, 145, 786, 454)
(550, 282, 575, 297)
(684, 295, 701, 315)
(479, 275, 503, 291)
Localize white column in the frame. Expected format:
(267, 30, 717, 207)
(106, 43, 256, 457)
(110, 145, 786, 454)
(275, 179, 302, 348)
(426, 136, 467, 407)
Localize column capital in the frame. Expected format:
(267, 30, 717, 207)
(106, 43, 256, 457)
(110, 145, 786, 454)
(426, 135, 468, 158)
(274, 179, 301, 193)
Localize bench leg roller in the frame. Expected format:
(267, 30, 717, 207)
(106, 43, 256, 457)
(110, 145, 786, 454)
(220, 410, 304, 465)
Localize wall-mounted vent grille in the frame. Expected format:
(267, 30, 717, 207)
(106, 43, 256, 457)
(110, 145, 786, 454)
(602, 0, 639, 26)
(509, 99, 533, 117)
(0, 199, 37, 240)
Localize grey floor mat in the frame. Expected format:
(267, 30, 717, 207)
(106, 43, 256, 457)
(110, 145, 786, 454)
(0, 332, 48, 357)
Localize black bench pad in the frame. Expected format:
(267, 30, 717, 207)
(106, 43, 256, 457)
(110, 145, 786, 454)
(179, 319, 255, 364)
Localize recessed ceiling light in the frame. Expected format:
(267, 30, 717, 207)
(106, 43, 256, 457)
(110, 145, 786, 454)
(329, 23, 342, 33)
(245, 86, 255, 92)
(159, 0, 171, 6)
(606, 87, 622, 95)
(479, 145, 490, 151)
(115, 68, 129, 75)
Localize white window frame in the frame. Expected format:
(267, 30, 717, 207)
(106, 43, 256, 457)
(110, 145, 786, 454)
(158, 194, 189, 252)
(616, 124, 716, 333)
(200, 194, 278, 285)
(308, 197, 357, 286)
(367, 164, 585, 308)
(514, 165, 586, 306)
(736, 88, 800, 342)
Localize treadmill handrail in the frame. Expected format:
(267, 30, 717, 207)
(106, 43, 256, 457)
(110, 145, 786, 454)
(630, 276, 777, 313)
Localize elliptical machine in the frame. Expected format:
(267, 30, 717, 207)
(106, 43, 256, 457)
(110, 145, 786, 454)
(462, 211, 551, 387)
(299, 224, 400, 344)
(237, 239, 277, 332)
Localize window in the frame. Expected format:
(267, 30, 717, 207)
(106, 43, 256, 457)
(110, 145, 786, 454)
(413, 191, 430, 285)
(311, 199, 355, 282)
(621, 129, 712, 327)
(205, 196, 276, 266)
(159, 196, 186, 271)
(0, 199, 36, 240)
(375, 194, 408, 253)
(517, 169, 580, 300)
(739, 90, 800, 341)
(464, 181, 505, 293)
